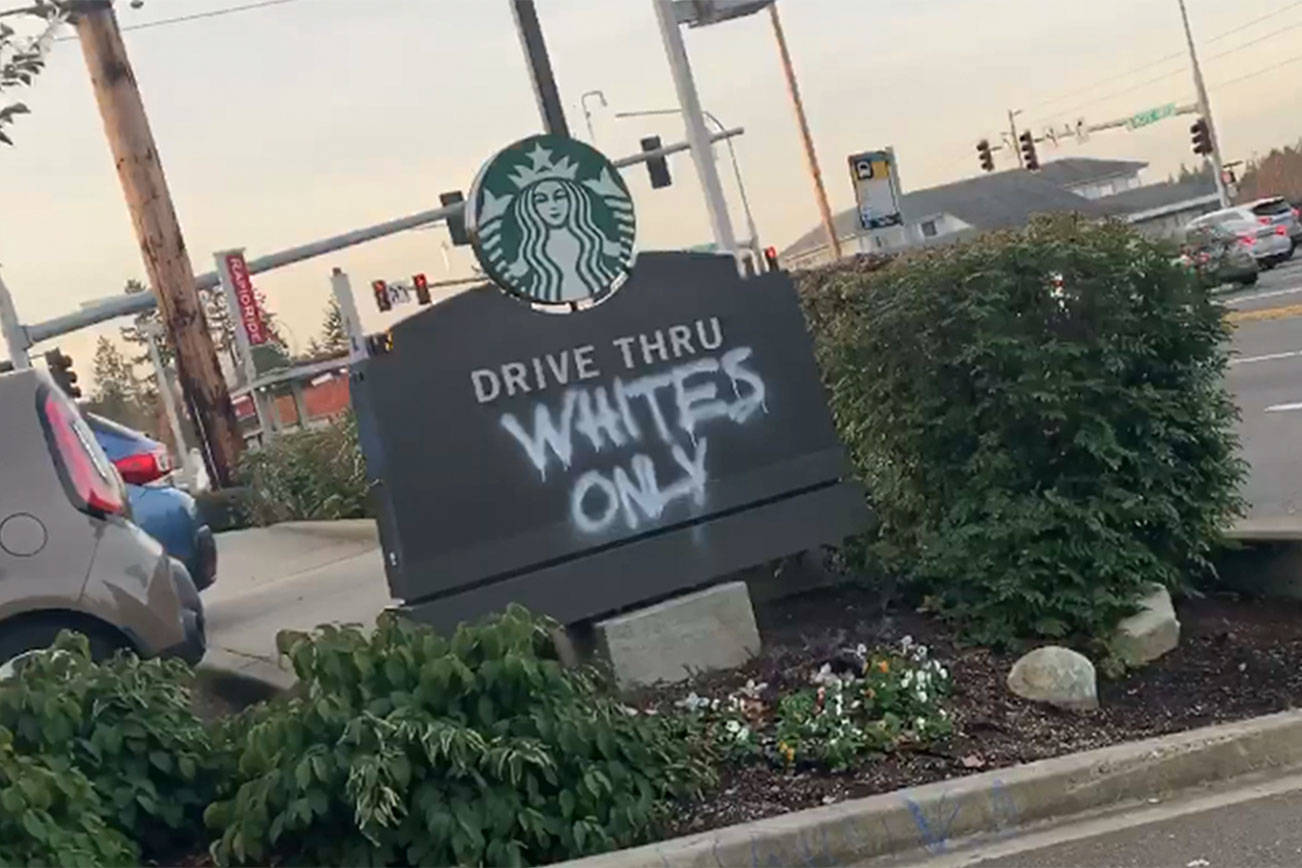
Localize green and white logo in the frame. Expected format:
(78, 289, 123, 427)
(467, 134, 637, 306)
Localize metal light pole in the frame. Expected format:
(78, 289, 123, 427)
(1008, 109, 1024, 168)
(510, 0, 569, 136)
(0, 269, 31, 370)
(580, 89, 607, 141)
(1177, 0, 1230, 207)
(651, 0, 738, 257)
(616, 107, 761, 262)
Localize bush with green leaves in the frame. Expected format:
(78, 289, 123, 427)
(206, 606, 713, 866)
(0, 632, 225, 860)
(801, 216, 1245, 646)
(0, 725, 137, 867)
(238, 412, 371, 525)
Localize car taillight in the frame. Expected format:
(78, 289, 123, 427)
(1277, 225, 1288, 236)
(1239, 234, 1256, 246)
(1293, 208, 1300, 221)
(39, 390, 126, 517)
(1260, 216, 1272, 225)
(114, 449, 169, 485)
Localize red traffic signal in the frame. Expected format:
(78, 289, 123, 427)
(413, 273, 431, 305)
(763, 246, 779, 272)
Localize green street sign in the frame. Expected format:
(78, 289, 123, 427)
(466, 134, 637, 307)
(1127, 102, 1176, 131)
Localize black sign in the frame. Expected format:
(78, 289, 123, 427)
(351, 252, 866, 629)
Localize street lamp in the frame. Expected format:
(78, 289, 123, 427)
(615, 107, 761, 264)
(580, 89, 607, 141)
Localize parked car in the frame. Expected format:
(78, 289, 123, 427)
(84, 412, 217, 592)
(1186, 208, 1292, 269)
(0, 368, 204, 677)
(1178, 223, 1260, 287)
(1244, 196, 1302, 250)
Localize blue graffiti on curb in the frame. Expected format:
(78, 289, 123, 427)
(905, 793, 962, 855)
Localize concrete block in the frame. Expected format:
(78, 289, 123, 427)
(595, 581, 760, 689)
(1113, 584, 1180, 666)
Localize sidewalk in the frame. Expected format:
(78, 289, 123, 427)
(197, 519, 392, 694)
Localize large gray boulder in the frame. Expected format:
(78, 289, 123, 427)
(1112, 584, 1180, 666)
(1007, 646, 1098, 711)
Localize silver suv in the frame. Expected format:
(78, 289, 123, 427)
(0, 367, 204, 674)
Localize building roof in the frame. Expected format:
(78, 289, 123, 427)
(1095, 176, 1218, 215)
(781, 161, 1121, 258)
(1034, 157, 1148, 187)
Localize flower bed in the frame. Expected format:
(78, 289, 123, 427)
(636, 583, 1302, 838)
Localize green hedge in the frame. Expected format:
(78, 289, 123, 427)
(801, 216, 1245, 646)
(237, 413, 371, 526)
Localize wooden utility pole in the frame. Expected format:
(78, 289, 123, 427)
(71, 0, 242, 486)
(768, 2, 840, 261)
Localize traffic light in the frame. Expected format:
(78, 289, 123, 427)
(372, 280, 391, 312)
(976, 139, 995, 173)
(640, 136, 672, 189)
(440, 191, 469, 246)
(763, 246, 779, 272)
(44, 348, 80, 399)
(1190, 117, 1212, 156)
(1018, 130, 1039, 171)
(413, 273, 431, 305)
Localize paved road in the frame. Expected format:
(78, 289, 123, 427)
(1223, 257, 1302, 520)
(895, 770, 1302, 868)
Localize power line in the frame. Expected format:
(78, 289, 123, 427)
(1023, 0, 1302, 118)
(50, 0, 304, 41)
(1215, 50, 1302, 88)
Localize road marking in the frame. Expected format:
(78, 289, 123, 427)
(1226, 285, 1302, 306)
(1230, 349, 1302, 366)
(1266, 402, 1302, 413)
(1227, 303, 1302, 323)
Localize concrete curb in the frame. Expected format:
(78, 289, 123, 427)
(561, 709, 1302, 867)
(196, 647, 296, 709)
(271, 518, 379, 545)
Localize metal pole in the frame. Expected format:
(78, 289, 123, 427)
(146, 325, 192, 488)
(1177, 0, 1230, 208)
(652, 0, 737, 256)
(767, 2, 839, 260)
(330, 268, 366, 363)
(1008, 109, 1023, 168)
(510, 0, 569, 136)
(0, 270, 31, 370)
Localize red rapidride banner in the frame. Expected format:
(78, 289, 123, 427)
(224, 252, 267, 346)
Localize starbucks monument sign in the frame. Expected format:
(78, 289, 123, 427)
(349, 135, 866, 630)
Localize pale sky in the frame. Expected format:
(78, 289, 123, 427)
(3, 0, 1301, 378)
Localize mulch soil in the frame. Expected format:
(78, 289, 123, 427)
(642, 584, 1302, 838)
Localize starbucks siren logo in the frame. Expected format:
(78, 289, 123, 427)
(467, 134, 637, 305)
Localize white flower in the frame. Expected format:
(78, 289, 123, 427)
(939, 666, 949, 680)
(916, 716, 926, 730)
(725, 719, 741, 734)
(918, 690, 928, 703)
(902, 671, 913, 686)
(939, 708, 948, 718)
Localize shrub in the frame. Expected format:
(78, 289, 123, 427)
(0, 632, 225, 860)
(802, 216, 1245, 646)
(0, 726, 137, 867)
(238, 412, 371, 525)
(206, 606, 713, 866)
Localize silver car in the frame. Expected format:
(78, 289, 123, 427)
(1245, 196, 1301, 250)
(1187, 207, 1293, 269)
(0, 367, 204, 675)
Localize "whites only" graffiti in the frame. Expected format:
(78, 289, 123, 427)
(492, 319, 768, 535)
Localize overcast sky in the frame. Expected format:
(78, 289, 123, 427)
(3, 0, 1301, 373)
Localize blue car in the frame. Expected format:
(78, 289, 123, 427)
(84, 412, 217, 592)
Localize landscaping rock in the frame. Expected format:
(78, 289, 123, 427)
(1113, 584, 1180, 666)
(595, 581, 761, 689)
(1007, 646, 1098, 711)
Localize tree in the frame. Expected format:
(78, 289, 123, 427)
(305, 297, 349, 359)
(0, 2, 67, 145)
(1236, 142, 1302, 204)
(84, 336, 155, 432)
